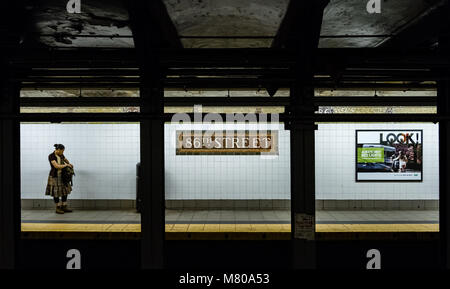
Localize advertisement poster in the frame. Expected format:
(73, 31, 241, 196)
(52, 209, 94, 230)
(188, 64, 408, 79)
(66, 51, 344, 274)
(356, 130, 423, 181)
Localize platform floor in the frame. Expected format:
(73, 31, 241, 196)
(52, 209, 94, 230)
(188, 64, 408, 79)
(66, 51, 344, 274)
(21, 209, 439, 233)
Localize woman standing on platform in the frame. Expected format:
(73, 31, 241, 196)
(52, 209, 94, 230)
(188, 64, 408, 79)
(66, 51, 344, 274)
(45, 144, 74, 214)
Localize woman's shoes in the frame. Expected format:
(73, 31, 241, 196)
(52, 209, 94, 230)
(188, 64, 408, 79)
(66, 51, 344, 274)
(61, 205, 73, 213)
(55, 205, 73, 213)
(56, 206, 65, 214)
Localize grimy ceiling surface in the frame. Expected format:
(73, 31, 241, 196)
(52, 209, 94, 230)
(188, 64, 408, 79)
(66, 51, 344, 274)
(30, 0, 133, 48)
(28, 0, 442, 48)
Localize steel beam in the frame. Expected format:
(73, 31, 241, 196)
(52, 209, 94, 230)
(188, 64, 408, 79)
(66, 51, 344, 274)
(282, 0, 330, 270)
(5, 112, 443, 122)
(438, 2, 450, 270)
(0, 81, 20, 269)
(439, 76, 450, 270)
(128, 0, 173, 270)
(0, 1, 23, 270)
(7, 48, 449, 68)
(313, 96, 436, 107)
(19, 96, 437, 108)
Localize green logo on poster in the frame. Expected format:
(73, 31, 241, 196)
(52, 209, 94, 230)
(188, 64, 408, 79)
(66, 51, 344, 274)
(357, 148, 384, 163)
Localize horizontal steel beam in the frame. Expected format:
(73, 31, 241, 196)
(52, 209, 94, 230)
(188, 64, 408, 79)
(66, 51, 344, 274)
(26, 69, 140, 77)
(163, 97, 289, 106)
(16, 77, 140, 83)
(313, 83, 436, 90)
(21, 81, 436, 91)
(20, 83, 140, 89)
(20, 96, 436, 107)
(4, 112, 442, 122)
(8, 48, 449, 69)
(23, 68, 444, 80)
(165, 68, 291, 76)
(313, 96, 437, 106)
(8, 48, 297, 68)
(18, 73, 446, 84)
(7, 48, 448, 90)
(20, 97, 141, 107)
(337, 76, 448, 81)
(26, 68, 289, 77)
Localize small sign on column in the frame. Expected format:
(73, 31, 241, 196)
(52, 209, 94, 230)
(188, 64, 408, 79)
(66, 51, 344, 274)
(294, 213, 315, 240)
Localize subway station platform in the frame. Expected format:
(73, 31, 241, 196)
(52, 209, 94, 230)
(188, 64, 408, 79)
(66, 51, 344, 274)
(21, 209, 439, 239)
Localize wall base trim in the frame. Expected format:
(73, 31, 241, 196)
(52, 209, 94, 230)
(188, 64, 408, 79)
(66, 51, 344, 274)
(317, 200, 438, 210)
(165, 199, 290, 210)
(21, 199, 439, 210)
(21, 199, 136, 210)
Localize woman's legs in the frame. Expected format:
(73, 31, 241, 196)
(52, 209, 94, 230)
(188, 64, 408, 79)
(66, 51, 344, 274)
(61, 195, 73, 212)
(53, 196, 62, 206)
(54, 197, 64, 214)
(61, 195, 67, 206)
(53, 196, 67, 203)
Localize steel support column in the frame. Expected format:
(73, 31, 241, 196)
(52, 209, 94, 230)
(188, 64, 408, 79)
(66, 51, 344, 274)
(289, 85, 317, 269)
(285, 0, 328, 270)
(0, 78, 21, 269)
(438, 3, 450, 270)
(140, 76, 165, 269)
(0, 2, 22, 269)
(439, 77, 450, 269)
(128, 0, 171, 269)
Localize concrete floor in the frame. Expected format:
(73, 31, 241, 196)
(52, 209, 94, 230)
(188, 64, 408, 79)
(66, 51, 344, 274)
(21, 209, 439, 224)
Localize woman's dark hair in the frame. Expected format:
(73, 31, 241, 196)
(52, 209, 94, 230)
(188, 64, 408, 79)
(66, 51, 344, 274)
(54, 144, 65, 150)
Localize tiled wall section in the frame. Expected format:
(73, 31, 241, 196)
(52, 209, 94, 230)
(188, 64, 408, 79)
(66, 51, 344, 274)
(21, 123, 140, 200)
(164, 123, 291, 199)
(165, 199, 290, 210)
(21, 123, 439, 203)
(165, 200, 438, 210)
(315, 123, 439, 200)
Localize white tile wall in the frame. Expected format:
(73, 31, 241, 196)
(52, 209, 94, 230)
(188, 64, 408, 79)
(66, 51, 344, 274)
(20, 122, 439, 201)
(164, 123, 291, 199)
(315, 123, 439, 200)
(20, 123, 140, 200)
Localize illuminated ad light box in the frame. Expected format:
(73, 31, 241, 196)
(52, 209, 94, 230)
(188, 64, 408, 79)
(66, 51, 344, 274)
(356, 130, 423, 182)
(176, 130, 278, 155)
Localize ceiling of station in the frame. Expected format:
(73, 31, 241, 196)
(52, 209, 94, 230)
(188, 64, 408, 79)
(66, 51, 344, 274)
(29, 0, 134, 48)
(319, 0, 441, 47)
(163, 0, 289, 48)
(25, 0, 442, 48)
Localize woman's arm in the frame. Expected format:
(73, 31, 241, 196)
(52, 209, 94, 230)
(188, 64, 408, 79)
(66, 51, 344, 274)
(64, 158, 73, 167)
(51, 160, 67, 169)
